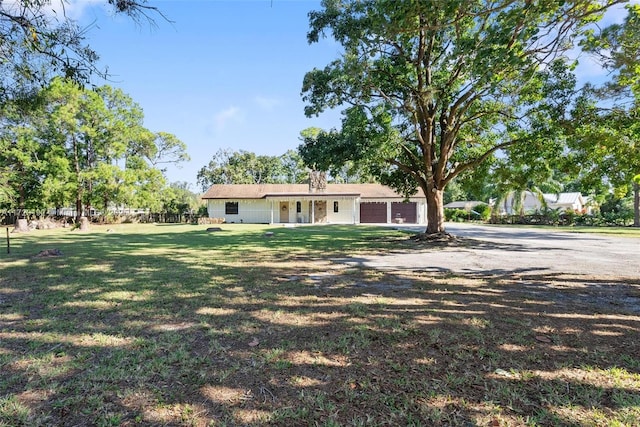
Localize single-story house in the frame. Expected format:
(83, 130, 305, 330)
(497, 191, 589, 214)
(201, 182, 427, 225)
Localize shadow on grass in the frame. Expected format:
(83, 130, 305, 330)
(0, 224, 638, 426)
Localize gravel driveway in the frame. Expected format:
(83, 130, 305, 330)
(345, 223, 640, 278)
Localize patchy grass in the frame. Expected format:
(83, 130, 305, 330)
(1, 223, 639, 426)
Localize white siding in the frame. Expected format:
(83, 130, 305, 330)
(298, 201, 310, 223)
(326, 199, 356, 224)
(207, 197, 427, 224)
(501, 192, 545, 214)
(207, 200, 272, 224)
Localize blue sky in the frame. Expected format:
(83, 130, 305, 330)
(67, 0, 341, 190)
(63, 0, 634, 191)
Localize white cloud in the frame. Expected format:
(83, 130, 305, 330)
(63, 0, 106, 20)
(254, 96, 282, 111)
(24, 0, 106, 21)
(213, 106, 243, 130)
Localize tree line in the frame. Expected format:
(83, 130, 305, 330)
(195, 141, 376, 192)
(1, 0, 195, 223)
(0, 78, 189, 222)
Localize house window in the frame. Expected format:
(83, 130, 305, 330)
(296, 201, 301, 213)
(225, 202, 238, 215)
(333, 201, 339, 213)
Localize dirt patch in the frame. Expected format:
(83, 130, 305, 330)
(32, 248, 63, 258)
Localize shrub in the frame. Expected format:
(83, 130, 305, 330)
(445, 208, 467, 222)
(445, 208, 488, 222)
(475, 204, 492, 221)
(197, 205, 209, 216)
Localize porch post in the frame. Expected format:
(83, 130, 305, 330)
(352, 198, 356, 224)
(311, 199, 315, 224)
(270, 200, 274, 224)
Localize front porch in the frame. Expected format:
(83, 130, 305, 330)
(266, 195, 359, 224)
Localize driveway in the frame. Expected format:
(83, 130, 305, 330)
(343, 223, 640, 278)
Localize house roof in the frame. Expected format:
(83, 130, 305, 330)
(543, 192, 583, 205)
(201, 183, 424, 200)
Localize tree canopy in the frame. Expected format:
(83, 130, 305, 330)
(570, 4, 640, 225)
(197, 149, 308, 191)
(0, 78, 187, 219)
(0, 0, 165, 103)
(301, 0, 625, 234)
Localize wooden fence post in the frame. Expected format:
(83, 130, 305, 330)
(6, 227, 9, 254)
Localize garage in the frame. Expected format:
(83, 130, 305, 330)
(391, 202, 417, 223)
(360, 202, 387, 223)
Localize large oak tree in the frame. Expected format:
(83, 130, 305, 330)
(301, 0, 624, 235)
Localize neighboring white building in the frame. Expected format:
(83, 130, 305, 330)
(498, 191, 589, 214)
(543, 192, 589, 213)
(201, 183, 427, 225)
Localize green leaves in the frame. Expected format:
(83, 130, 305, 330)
(196, 149, 303, 190)
(0, 78, 183, 216)
(581, 4, 640, 99)
(566, 5, 640, 213)
(1, 1, 165, 104)
(302, 0, 622, 233)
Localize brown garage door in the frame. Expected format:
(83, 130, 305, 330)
(360, 202, 387, 223)
(391, 202, 417, 223)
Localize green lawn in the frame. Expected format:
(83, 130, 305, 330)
(1, 223, 639, 426)
(484, 222, 640, 237)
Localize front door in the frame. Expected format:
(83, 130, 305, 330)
(279, 202, 289, 223)
(313, 200, 327, 223)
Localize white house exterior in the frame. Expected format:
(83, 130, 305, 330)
(499, 191, 588, 214)
(543, 192, 588, 213)
(201, 183, 427, 225)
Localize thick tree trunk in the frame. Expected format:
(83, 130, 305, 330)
(425, 188, 445, 234)
(73, 135, 83, 223)
(634, 182, 639, 227)
(75, 197, 83, 223)
(13, 218, 29, 233)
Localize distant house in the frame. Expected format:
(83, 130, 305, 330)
(543, 192, 589, 213)
(201, 179, 427, 225)
(497, 191, 589, 214)
(444, 201, 488, 211)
